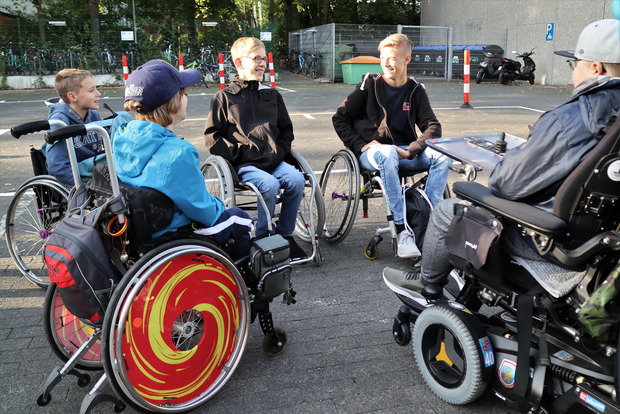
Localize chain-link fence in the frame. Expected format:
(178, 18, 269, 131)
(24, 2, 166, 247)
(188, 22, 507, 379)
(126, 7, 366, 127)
(0, 16, 282, 78)
(288, 23, 456, 82)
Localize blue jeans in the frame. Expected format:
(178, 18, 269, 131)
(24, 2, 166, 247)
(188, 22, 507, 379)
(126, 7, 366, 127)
(359, 145, 452, 225)
(238, 162, 305, 237)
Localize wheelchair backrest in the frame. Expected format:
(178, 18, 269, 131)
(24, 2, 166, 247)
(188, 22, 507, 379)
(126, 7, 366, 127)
(87, 164, 175, 256)
(30, 147, 48, 176)
(553, 116, 620, 244)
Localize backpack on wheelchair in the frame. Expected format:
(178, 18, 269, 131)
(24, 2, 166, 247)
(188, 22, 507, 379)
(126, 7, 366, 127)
(385, 117, 620, 413)
(37, 122, 296, 413)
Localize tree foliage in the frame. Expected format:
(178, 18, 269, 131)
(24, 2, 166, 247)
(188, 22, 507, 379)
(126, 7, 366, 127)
(5, 0, 420, 58)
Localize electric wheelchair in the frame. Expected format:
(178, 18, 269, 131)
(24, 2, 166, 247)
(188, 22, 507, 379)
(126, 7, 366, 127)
(385, 117, 620, 413)
(320, 147, 454, 260)
(7, 120, 72, 288)
(35, 123, 296, 413)
(200, 149, 325, 266)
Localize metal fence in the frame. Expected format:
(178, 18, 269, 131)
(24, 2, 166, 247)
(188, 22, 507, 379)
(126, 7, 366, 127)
(0, 16, 282, 77)
(289, 23, 456, 82)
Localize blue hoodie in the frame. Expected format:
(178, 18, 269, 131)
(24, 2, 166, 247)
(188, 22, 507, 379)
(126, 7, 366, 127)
(113, 120, 226, 235)
(45, 102, 105, 187)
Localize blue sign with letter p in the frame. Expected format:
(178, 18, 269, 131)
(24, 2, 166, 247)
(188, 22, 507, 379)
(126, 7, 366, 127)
(546, 23, 554, 41)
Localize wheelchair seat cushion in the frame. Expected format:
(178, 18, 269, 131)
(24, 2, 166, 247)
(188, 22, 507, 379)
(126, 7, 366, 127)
(452, 181, 567, 235)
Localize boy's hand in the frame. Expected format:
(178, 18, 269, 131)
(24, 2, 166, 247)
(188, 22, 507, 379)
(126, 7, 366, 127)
(361, 140, 381, 153)
(224, 197, 233, 206)
(393, 146, 411, 160)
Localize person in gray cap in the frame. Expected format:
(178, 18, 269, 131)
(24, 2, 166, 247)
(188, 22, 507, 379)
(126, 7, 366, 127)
(114, 60, 253, 259)
(383, 19, 620, 302)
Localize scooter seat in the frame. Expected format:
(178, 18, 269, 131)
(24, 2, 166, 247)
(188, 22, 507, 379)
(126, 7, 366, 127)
(452, 181, 567, 235)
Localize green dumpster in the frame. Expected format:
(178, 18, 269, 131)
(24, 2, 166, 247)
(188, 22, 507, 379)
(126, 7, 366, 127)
(340, 56, 383, 84)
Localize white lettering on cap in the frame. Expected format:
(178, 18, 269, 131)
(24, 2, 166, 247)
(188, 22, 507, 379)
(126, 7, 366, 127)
(125, 84, 144, 97)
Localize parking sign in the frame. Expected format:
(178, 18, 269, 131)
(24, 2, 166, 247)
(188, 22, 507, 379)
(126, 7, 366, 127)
(546, 23, 554, 41)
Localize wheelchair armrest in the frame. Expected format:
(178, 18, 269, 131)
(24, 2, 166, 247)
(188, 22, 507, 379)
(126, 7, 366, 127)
(452, 182, 567, 235)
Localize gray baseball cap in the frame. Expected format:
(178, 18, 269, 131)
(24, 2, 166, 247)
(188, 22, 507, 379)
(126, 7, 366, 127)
(555, 19, 620, 63)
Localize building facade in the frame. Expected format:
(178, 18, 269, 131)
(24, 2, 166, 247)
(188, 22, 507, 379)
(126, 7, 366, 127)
(420, 0, 616, 85)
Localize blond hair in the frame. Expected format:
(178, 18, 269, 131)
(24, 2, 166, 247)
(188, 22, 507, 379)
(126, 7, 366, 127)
(231, 37, 265, 65)
(55, 69, 94, 104)
(378, 34, 412, 56)
(124, 88, 186, 127)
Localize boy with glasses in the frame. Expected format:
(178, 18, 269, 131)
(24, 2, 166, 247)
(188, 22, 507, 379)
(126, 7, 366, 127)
(205, 37, 307, 260)
(383, 19, 620, 301)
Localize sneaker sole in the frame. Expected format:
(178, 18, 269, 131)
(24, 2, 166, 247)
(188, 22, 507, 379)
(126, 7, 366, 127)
(397, 250, 422, 259)
(382, 272, 430, 307)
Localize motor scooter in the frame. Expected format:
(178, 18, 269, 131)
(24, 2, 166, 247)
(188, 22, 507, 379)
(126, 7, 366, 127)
(475, 44, 504, 84)
(499, 48, 536, 85)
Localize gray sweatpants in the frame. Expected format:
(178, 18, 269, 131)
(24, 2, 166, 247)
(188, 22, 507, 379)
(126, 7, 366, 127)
(420, 198, 585, 298)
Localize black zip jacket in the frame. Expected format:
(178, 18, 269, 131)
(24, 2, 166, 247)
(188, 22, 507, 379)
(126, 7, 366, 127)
(205, 77, 294, 172)
(332, 74, 441, 158)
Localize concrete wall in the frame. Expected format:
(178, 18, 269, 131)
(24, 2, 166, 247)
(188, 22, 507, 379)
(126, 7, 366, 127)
(420, 0, 616, 85)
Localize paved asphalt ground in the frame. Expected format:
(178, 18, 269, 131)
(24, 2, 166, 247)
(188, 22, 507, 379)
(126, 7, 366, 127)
(0, 70, 573, 413)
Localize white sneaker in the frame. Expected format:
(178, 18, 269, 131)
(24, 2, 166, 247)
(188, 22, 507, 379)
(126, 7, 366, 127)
(396, 230, 421, 259)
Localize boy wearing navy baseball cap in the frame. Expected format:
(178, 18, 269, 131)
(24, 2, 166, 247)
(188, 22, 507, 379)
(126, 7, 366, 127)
(114, 60, 253, 258)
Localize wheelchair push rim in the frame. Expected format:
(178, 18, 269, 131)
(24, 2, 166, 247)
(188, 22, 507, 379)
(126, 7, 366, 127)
(5, 176, 69, 288)
(102, 240, 250, 412)
(320, 149, 360, 244)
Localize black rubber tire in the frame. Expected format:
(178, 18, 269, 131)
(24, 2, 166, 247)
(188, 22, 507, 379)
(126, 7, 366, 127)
(262, 327, 289, 357)
(528, 73, 535, 85)
(475, 71, 483, 84)
(392, 319, 411, 346)
(412, 305, 487, 405)
(499, 71, 509, 85)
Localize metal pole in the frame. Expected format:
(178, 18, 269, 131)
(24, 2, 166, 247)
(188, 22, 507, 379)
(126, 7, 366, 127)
(132, 0, 137, 45)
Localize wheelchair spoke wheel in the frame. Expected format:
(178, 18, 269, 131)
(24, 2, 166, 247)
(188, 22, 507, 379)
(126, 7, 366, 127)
(320, 149, 359, 244)
(201, 155, 235, 204)
(412, 305, 487, 405)
(102, 239, 250, 412)
(6, 177, 69, 288)
(291, 150, 325, 243)
(43, 284, 103, 370)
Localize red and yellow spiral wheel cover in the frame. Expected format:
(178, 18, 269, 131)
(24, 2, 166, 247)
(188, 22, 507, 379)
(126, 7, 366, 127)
(53, 290, 102, 363)
(120, 253, 241, 405)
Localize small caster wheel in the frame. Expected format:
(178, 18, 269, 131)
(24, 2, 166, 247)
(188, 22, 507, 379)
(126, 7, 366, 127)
(364, 242, 379, 260)
(262, 327, 289, 357)
(392, 319, 411, 346)
(364, 234, 382, 260)
(77, 373, 91, 387)
(114, 402, 127, 413)
(37, 393, 51, 406)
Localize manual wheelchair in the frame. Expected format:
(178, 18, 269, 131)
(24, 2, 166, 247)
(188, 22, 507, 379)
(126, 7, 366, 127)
(385, 117, 620, 413)
(7, 120, 74, 288)
(37, 123, 296, 413)
(201, 149, 325, 266)
(320, 147, 454, 260)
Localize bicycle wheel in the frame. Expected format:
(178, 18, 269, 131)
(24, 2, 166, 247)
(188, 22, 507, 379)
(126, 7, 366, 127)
(320, 149, 360, 244)
(291, 150, 325, 244)
(43, 284, 103, 370)
(5, 176, 69, 288)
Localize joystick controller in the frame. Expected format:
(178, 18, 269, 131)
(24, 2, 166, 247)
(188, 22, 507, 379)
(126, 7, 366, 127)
(495, 132, 507, 154)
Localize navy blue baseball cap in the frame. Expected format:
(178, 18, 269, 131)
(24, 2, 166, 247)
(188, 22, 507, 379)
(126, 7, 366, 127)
(124, 60, 201, 113)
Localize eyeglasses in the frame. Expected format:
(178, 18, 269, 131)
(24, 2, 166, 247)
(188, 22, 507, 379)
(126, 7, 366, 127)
(244, 55, 269, 64)
(567, 58, 581, 70)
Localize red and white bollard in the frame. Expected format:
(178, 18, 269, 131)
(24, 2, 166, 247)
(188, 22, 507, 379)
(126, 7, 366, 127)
(178, 54, 184, 71)
(122, 55, 129, 83)
(460, 49, 473, 109)
(219, 53, 225, 89)
(268, 53, 275, 89)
